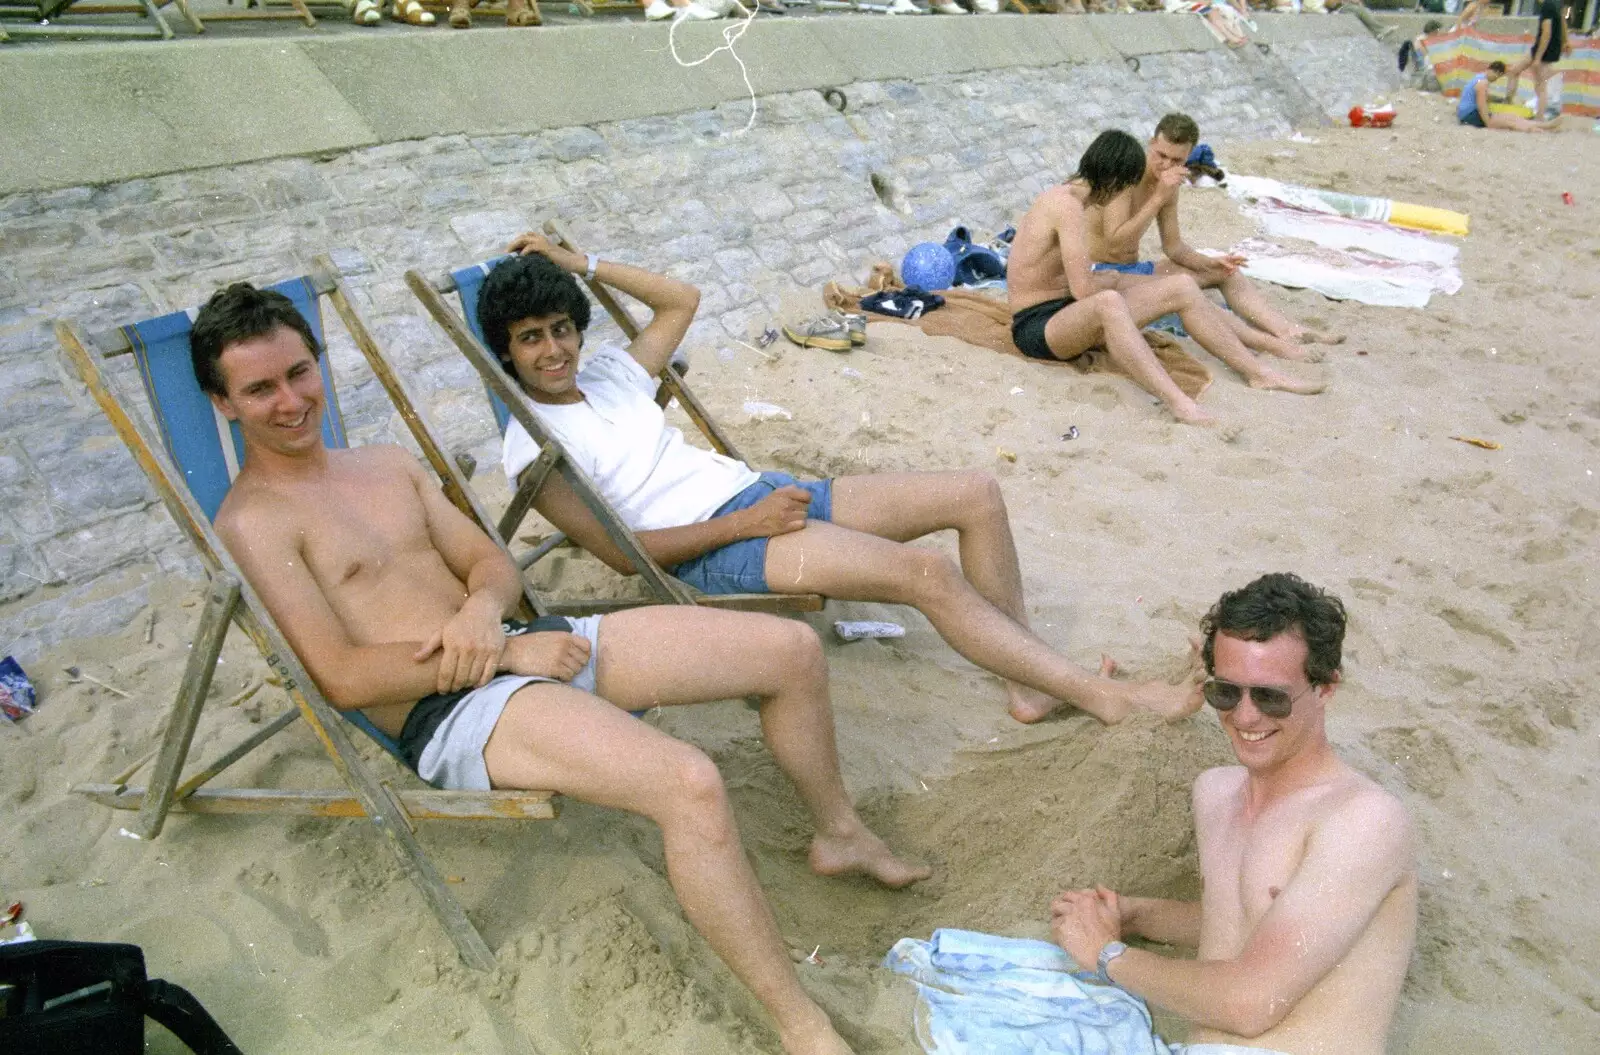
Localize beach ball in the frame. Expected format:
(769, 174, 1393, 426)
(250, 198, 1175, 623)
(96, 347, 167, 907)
(901, 242, 957, 291)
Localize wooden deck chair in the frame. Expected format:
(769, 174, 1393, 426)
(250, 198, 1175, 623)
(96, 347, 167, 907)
(1, 0, 204, 39)
(54, 265, 573, 972)
(405, 221, 823, 617)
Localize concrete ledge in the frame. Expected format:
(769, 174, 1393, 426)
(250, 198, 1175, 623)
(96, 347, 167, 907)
(1253, 10, 1371, 44)
(0, 13, 1386, 194)
(0, 41, 374, 191)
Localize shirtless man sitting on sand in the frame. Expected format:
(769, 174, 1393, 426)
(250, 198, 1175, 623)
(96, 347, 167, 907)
(194, 281, 929, 1055)
(478, 232, 1201, 726)
(1092, 113, 1342, 355)
(1051, 572, 1417, 1055)
(1008, 130, 1324, 427)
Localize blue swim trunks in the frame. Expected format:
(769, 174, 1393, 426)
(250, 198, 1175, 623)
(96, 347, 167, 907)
(1091, 261, 1188, 337)
(671, 471, 833, 595)
(1092, 260, 1157, 277)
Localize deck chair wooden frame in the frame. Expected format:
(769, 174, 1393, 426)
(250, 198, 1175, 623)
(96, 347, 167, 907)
(53, 261, 585, 972)
(406, 219, 823, 617)
(1, 0, 204, 38)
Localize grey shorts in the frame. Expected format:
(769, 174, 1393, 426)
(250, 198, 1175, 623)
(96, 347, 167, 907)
(415, 614, 602, 791)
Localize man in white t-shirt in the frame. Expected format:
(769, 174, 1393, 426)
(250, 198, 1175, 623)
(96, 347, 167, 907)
(485, 232, 1203, 726)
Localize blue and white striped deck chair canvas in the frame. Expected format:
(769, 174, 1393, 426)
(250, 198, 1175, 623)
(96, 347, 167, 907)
(122, 277, 348, 523)
(449, 256, 516, 435)
(121, 278, 405, 760)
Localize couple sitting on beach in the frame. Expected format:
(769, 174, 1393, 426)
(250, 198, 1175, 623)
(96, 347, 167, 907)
(1009, 113, 1338, 426)
(194, 214, 1412, 1051)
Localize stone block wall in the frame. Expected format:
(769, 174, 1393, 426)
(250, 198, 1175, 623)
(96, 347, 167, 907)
(0, 36, 1399, 661)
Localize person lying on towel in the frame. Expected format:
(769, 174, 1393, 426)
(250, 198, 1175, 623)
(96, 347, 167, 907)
(480, 233, 1200, 726)
(192, 281, 927, 1055)
(1007, 131, 1324, 427)
(1089, 113, 1343, 352)
(1051, 573, 1416, 1055)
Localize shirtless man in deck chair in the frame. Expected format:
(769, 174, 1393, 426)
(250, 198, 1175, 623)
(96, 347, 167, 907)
(1090, 114, 1342, 353)
(194, 282, 927, 1055)
(478, 232, 1203, 727)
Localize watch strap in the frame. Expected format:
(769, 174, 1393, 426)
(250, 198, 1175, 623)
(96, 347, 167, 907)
(584, 253, 599, 281)
(1095, 940, 1128, 985)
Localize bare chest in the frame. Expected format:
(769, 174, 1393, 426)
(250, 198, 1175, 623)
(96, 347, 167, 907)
(1198, 800, 1317, 948)
(285, 475, 434, 594)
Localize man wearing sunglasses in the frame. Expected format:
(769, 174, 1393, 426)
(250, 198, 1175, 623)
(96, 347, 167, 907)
(1050, 573, 1416, 1054)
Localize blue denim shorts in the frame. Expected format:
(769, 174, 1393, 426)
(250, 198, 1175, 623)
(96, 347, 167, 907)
(672, 471, 833, 595)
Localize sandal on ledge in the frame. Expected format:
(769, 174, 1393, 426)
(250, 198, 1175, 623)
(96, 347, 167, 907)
(448, 0, 472, 24)
(351, 0, 382, 24)
(505, 0, 541, 24)
(392, 0, 436, 23)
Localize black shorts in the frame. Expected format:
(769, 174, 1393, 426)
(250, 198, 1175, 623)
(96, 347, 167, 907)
(1535, 27, 1564, 63)
(1010, 296, 1077, 361)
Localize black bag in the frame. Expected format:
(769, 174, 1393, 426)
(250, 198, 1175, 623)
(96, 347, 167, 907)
(0, 940, 242, 1055)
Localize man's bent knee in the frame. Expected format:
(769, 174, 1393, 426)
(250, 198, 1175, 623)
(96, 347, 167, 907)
(900, 547, 965, 605)
(659, 748, 741, 849)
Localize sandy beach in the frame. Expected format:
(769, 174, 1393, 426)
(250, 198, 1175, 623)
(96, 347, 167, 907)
(3, 87, 1597, 1053)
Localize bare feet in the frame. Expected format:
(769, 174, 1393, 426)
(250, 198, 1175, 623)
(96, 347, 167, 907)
(778, 1008, 856, 1055)
(1259, 333, 1326, 363)
(1170, 400, 1221, 427)
(1125, 676, 1203, 722)
(810, 826, 931, 889)
(1248, 368, 1326, 396)
(1007, 682, 1062, 723)
(448, 0, 471, 25)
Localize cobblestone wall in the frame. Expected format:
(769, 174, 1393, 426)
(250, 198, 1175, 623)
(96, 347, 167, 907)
(0, 39, 1399, 661)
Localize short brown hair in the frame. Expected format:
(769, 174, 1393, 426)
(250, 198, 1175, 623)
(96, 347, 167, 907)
(1154, 113, 1200, 147)
(1488, 60, 1507, 75)
(191, 283, 321, 398)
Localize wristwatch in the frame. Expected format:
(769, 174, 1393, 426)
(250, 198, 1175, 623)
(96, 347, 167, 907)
(584, 253, 599, 281)
(1095, 940, 1128, 985)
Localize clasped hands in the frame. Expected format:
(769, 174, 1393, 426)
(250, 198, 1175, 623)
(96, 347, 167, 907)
(413, 594, 590, 693)
(1050, 884, 1125, 972)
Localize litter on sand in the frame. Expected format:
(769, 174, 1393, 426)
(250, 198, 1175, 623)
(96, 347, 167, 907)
(0, 657, 37, 723)
(1450, 436, 1502, 450)
(743, 401, 793, 421)
(833, 620, 906, 642)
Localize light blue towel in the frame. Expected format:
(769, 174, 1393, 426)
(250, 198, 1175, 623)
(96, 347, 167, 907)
(884, 929, 1175, 1055)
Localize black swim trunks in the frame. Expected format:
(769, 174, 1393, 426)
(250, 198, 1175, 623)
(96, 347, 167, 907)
(393, 615, 574, 772)
(1011, 296, 1077, 361)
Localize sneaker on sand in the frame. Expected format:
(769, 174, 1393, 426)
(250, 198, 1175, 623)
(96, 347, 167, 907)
(678, 0, 722, 16)
(783, 315, 853, 352)
(931, 0, 966, 11)
(885, 0, 925, 12)
(644, 0, 674, 17)
(974, 0, 999, 10)
(841, 312, 867, 346)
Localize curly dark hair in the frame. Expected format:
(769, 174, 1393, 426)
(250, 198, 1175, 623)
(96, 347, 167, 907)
(477, 254, 592, 369)
(191, 283, 321, 398)
(1200, 573, 1347, 686)
(1072, 130, 1147, 207)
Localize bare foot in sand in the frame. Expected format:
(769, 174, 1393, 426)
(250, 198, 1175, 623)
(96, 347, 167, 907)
(1258, 332, 1326, 363)
(779, 1012, 856, 1055)
(810, 826, 931, 888)
(1249, 368, 1326, 396)
(1171, 401, 1222, 427)
(1006, 655, 1117, 723)
(1007, 682, 1061, 723)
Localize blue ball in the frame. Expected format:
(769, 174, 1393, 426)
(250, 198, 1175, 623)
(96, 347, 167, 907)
(901, 242, 957, 291)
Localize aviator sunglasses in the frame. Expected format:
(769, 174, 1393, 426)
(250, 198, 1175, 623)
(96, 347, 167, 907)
(1202, 679, 1317, 720)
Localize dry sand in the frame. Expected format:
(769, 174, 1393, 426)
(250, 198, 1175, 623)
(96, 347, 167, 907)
(2, 88, 1597, 1053)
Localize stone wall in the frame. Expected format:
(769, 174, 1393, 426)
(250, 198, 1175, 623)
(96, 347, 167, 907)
(0, 33, 1400, 661)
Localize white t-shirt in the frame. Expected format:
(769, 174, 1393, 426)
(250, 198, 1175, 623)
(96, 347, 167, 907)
(500, 342, 760, 531)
